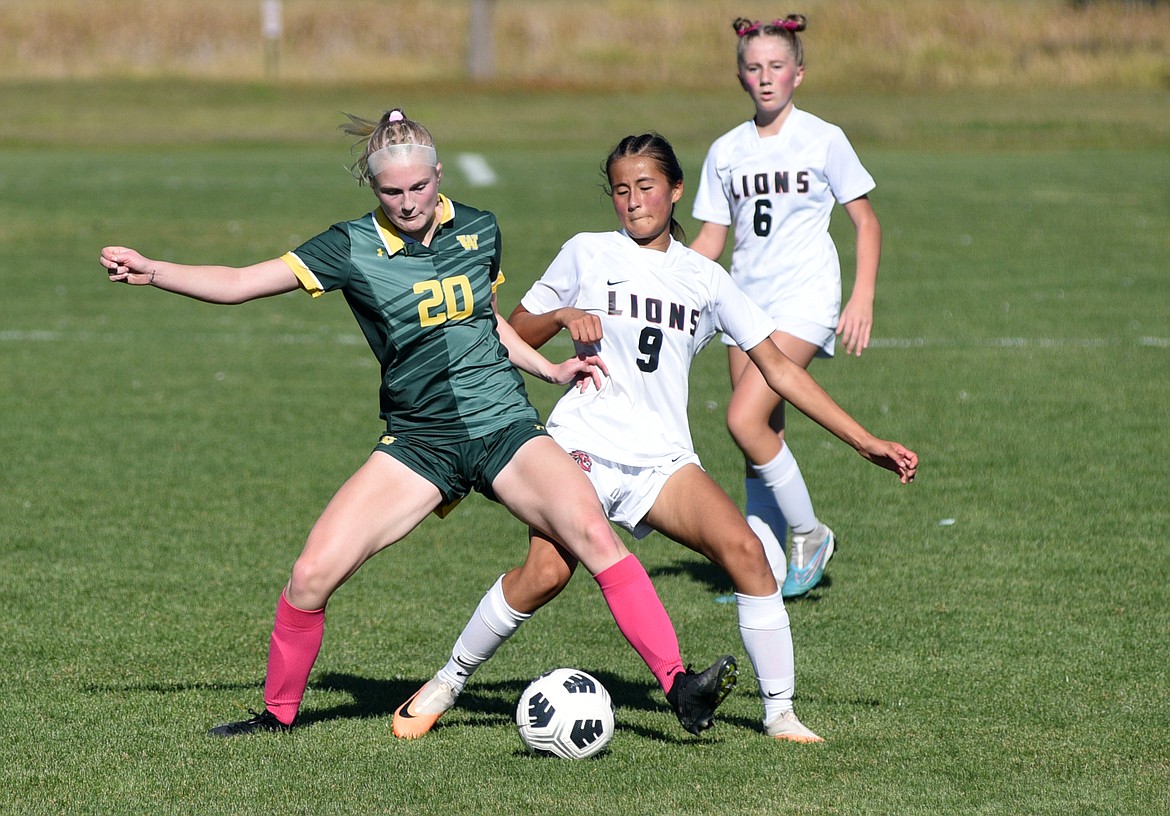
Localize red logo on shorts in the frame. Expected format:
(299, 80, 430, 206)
(569, 450, 592, 472)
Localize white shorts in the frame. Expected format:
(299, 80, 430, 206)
(722, 314, 836, 358)
(563, 448, 702, 540)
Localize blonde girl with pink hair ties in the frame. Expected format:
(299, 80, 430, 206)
(691, 15, 884, 598)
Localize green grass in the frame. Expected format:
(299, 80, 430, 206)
(1, 80, 1169, 815)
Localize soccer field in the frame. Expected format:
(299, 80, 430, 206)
(1, 81, 1168, 815)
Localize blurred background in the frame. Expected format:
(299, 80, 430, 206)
(4, 0, 1167, 90)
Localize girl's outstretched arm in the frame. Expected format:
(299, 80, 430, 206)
(495, 307, 608, 390)
(746, 338, 917, 483)
(100, 246, 300, 304)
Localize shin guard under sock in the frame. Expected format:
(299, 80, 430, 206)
(263, 592, 325, 725)
(594, 555, 684, 692)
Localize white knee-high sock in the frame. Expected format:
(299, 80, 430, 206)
(736, 590, 795, 724)
(745, 477, 788, 584)
(437, 575, 531, 692)
(752, 444, 818, 536)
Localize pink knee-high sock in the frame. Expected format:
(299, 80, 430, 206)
(594, 555, 684, 693)
(263, 592, 325, 725)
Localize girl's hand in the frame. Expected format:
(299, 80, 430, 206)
(559, 308, 604, 345)
(859, 440, 918, 484)
(836, 297, 873, 357)
(547, 353, 610, 392)
(100, 246, 155, 285)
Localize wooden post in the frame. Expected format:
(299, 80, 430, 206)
(468, 0, 496, 81)
(262, 0, 283, 79)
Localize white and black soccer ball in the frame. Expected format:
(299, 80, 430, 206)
(515, 668, 615, 759)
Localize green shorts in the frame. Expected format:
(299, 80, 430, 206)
(373, 420, 550, 506)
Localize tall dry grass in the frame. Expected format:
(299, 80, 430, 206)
(1, 0, 1167, 89)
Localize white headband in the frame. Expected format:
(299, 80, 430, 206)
(367, 143, 438, 177)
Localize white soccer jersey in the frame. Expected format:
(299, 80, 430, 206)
(521, 231, 775, 465)
(692, 108, 875, 330)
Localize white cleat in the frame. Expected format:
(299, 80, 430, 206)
(765, 710, 824, 743)
(393, 676, 460, 739)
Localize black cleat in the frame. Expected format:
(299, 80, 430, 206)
(665, 655, 738, 735)
(208, 708, 292, 737)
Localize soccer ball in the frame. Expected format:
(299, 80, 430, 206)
(515, 668, 615, 759)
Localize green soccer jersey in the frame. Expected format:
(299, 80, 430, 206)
(281, 196, 539, 441)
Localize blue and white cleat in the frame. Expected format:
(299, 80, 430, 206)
(781, 523, 835, 598)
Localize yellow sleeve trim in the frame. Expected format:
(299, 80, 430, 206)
(280, 252, 325, 298)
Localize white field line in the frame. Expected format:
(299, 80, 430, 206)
(1, 331, 1166, 349)
(0, 330, 366, 346)
(868, 337, 1170, 349)
(455, 152, 497, 187)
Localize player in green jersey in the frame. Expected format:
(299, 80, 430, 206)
(98, 108, 736, 738)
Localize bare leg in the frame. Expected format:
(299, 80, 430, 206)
(285, 452, 442, 609)
(440, 533, 577, 690)
(262, 453, 440, 726)
(646, 466, 804, 731)
(727, 332, 822, 557)
(492, 436, 684, 692)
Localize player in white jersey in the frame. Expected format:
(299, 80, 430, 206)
(691, 15, 885, 598)
(393, 133, 916, 744)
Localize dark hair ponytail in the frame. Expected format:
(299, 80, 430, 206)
(603, 133, 686, 242)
